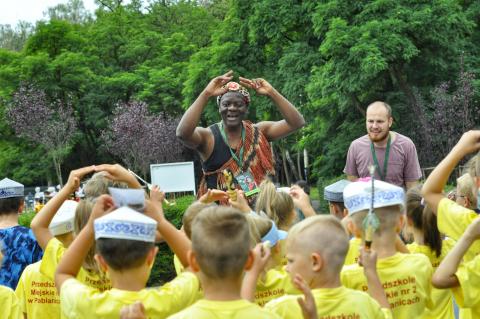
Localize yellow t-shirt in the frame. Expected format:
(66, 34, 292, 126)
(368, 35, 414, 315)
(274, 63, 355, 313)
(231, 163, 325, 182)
(173, 254, 184, 275)
(453, 254, 480, 318)
(341, 252, 433, 319)
(265, 286, 391, 319)
(254, 267, 299, 307)
(407, 240, 455, 319)
(15, 261, 61, 319)
(438, 198, 480, 261)
(344, 237, 361, 265)
(167, 299, 281, 319)
(60, 271, 201, 319)
(40, 237, 111, 291)
(0, 284, 21, 319)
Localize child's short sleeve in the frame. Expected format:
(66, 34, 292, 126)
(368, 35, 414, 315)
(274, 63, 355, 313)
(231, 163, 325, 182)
(39, 238, 65, 280)
(14, 271, 27, 315)
(148, 271, 202, 313)
(454, 255, 480, 309)
(0, 285, 22, 319)
(438, 198, 480, 259)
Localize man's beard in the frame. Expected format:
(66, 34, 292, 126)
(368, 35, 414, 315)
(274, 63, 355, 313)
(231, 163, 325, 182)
(368, 129, 389, 143)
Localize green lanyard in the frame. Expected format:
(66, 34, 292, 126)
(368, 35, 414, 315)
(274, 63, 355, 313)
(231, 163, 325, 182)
(219, 122, 245, 169)
(370, 134, 391, 181)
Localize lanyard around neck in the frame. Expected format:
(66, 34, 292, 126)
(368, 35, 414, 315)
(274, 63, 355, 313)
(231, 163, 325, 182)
(219, 122, 245, 169)
(370, 134, 391, 181)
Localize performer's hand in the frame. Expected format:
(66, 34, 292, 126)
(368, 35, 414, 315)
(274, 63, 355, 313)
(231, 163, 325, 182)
(203, 70, 234, 97)
(239, 77, 274, 96)
(199, 189, 229, 204)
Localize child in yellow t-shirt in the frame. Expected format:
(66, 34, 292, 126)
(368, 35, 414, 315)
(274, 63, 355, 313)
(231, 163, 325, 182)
(0, 249, 21, 319)
(422, 130, 480, 318)
(55, 186, 200, 318)
(167, 206, 280, 319)
(260, 215, 391, 318)
(406, 185, 455, 319)
(245, 215, 300, 306)
(15, 199, 78, 319)
(341, 180, 433, 319)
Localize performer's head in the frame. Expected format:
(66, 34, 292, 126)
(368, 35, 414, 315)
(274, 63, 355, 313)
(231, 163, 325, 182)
(217, 82, 250, 129)
(365, 101, 393, 143)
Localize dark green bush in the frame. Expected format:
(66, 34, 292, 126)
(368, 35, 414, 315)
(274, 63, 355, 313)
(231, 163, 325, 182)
(19, 210, 36, 227)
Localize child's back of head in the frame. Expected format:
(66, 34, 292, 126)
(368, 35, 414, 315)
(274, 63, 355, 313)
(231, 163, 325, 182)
(191, 206, 250, 280)
(456, 173, 477, 210)
(0, 178, 24, 216)
(255, 179, 295, 230)
(287, 215, 349, 278)
(406, 185, 442, 257)
(83, 172, 128, 199)
(182, 201, 212, 239)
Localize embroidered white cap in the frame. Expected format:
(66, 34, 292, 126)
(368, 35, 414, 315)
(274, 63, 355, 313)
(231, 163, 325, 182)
(94, 206, 157, 242)
(49, 200, 78, 236)
(343, 180, 405, 215)
(0, 178, 24, 199)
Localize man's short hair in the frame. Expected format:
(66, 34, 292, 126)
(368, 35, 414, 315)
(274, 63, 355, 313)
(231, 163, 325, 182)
(287, 215, 349, 274)
(367, 101, 392, 118)
(96, 238, 154, 271)
(0, 197, 24, 215)
(191, 206, 250, 279)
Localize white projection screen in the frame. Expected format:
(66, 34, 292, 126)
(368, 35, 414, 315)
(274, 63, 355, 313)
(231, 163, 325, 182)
(150, 162, 196, 195)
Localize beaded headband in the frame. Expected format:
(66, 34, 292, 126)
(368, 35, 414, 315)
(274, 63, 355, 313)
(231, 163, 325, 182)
(217, 81, 250, 106)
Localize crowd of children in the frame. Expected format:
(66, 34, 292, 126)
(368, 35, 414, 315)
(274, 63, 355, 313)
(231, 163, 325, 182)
(1, 130, 480, 318)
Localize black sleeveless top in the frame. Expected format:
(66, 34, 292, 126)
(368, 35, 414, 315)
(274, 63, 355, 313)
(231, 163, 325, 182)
(201, 123, 235, 190)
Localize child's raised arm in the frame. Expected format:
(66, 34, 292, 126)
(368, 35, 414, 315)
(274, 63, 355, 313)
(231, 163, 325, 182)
(433, 217, 480, 288)
(31, 166, 95, 250)
(241, 243, 271, 301)
(55, 195, 114, 293)
(423, 130, 480, 213)
(145, 186, 192, 267)
(94, 164, 143, 189)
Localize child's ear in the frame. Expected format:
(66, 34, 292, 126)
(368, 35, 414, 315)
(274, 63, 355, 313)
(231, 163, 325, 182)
(94, 254, 108, 273)
(311, 252, 323, 272)
(396, 215, 406, 233)
(146, 246, 159, 268)
(187, 250, 200, 273)
(244, 250, 255, 271)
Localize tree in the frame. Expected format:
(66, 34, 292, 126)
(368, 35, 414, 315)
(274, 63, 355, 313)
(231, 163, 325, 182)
(0, 22, 34, 51)
(101, 101, 185, 178)
(7, 85, 78, 186)
(44, 0, 93, 24)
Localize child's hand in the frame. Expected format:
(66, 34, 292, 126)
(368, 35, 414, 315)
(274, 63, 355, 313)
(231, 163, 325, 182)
(294, 274, 318, 319)
(120, 302, 146, 319)
(90, 195, 115, 221)
(454, 130, 480, 156)
(65, 166, 95, 193)
(290, 185, 310, 209)
(144, 198, 165, 223)
(199, 189, 229, 204)
(94, 164, 140, 188)
(250, 243, 271, 274)
(150, 185, 165, 204)
(229, 190, 251, 213)
(358, 247, 378, 274)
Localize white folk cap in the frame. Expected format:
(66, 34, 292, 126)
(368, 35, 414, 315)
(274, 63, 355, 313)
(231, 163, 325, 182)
(0, 178, 24, 199)
(94, 206, 157, 242)
(343, 180, 405, 215)
(49, 200, 78, 236)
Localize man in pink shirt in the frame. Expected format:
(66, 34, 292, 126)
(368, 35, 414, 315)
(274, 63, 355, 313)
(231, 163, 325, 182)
(344, 101, 422, 189)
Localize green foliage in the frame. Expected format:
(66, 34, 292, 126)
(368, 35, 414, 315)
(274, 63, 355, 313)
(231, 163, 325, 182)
(147, 195, 195, 286)
(19, 211, 36, 228)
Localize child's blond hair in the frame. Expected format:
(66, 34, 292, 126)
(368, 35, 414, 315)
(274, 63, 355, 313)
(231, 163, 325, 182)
(83, 172, 128, 199)
(350, 206, 403, 237)
(457, 173, 477, 209)
(288, 215, 349, 273)
(182, 202, 212, 239)
(191, 206, 250, 279)
(74, 199, 97, 270)
(255, 179, 295, 230)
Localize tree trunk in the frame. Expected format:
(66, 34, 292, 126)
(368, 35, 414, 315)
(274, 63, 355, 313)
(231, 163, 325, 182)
(51, 154, 63, 187)
(286, 150, 300, 182)
(303, 148, 309, 182)
(296, 151, 302, 180)
(281, 147, 291, 186)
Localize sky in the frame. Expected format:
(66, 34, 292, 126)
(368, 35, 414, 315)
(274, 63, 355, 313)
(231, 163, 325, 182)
(0, 0, 98, 26)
